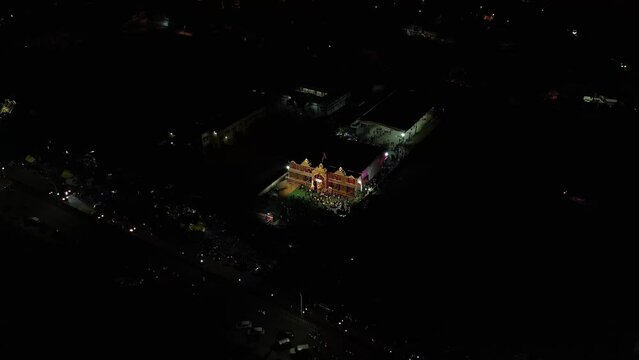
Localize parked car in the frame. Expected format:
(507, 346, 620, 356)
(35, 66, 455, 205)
(274, 338, 293, 351)
(248, 327, 265, 336)
(235, 320, 252, 329)
(290, 344, 310, 356)
(276, 330, 294, 340)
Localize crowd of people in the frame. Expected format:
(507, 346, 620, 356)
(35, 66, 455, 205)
(307, 188, 352, 214)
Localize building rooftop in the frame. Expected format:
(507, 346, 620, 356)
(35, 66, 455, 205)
(206, 92, 265, 131)
(163, 90, 265, 139)
(298, 138, 383, 177)
(361, 89, 434, 131)
(283, 84, 350, 105)
(280, 60, 351, 103)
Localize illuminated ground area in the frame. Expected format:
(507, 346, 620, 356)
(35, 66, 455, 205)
(288, 185, 360, 214)
(256, 174, 375, 228)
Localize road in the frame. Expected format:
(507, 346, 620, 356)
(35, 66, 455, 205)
(0, 178, 382, 359)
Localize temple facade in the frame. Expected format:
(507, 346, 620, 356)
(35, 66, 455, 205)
(287, 159, 360, 198)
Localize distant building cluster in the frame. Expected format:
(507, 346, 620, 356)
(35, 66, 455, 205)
(403, 25, 453, 44)
(404, 25, 438, 40)
(124, 11, 170, 32)
(281, 89, 437, 199)
(1, 99, 16, 118)
(583, 95, 618, 107)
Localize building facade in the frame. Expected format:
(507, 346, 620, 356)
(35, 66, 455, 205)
(288, 159, 360, 198)
(202, 106, 266, 149)
(279, 86, 350, 118)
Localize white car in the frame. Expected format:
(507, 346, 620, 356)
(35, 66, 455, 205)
(275, 337, 293, 350)
(289, 344, 310, 354)
(235, 320, 252, 329)
(248, 327, 265, 335)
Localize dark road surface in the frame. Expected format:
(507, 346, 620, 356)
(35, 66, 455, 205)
(0, 176, 380, 359)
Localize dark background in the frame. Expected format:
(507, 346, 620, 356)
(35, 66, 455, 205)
(1, 0, 638, 358)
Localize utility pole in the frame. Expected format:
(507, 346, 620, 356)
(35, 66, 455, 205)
(299, 292, 303, 318)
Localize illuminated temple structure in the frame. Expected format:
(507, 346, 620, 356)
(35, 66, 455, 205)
(287, 140, 386, 198)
